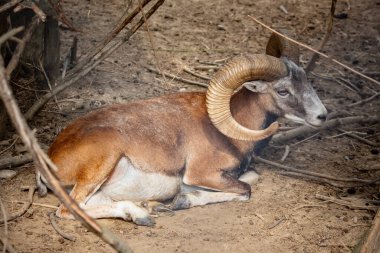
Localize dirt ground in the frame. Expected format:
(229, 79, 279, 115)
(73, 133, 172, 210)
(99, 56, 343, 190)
(1, 0, 380, 252)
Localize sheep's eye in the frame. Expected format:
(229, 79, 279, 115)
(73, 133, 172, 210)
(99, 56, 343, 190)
(277, 89, 289, 97)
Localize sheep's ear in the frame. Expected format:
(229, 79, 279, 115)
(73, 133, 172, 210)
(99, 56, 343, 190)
(244, 81, 268, 93)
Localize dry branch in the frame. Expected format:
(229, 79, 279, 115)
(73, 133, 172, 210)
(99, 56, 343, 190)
(305, 0, 336, 72)
(0, 153, 32, 170)
(49, 212, 76, 241)
(25, 0, 165, 120)
(183, 67, 211, 81)
(0, 186, 35, 224)
(5, 17, 39, 78)
(273, 115, 380, 144)
(0, 0, 22, 13)
(356, 208, 380, 253)
(254, 156, 378, 184)
(148, 66, 208, 88)
(0, 237, 16, 253)
(315, 194, 377, 211)
(0, 54, 132, 252)
(248, 15, 380, 86)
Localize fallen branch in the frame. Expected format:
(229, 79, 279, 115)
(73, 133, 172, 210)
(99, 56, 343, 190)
(356, 208, 380, 253)
(315, 194, 377, 211)
(0, 237, 16, 253)
(254, 156, 378, 184)
(305, 0, 336, 72)
(0, 27, 24, 45)
(248, 15, 380, 87)
(0, 0, 22, 13)
(50, 212, 76, 241)
(348, 92, 380, 107)
(148, 66, 208, 88)
(338, 129, 378, 147)
(0, 154, 32, 170)
(5, 17, 39, 78)
(25, 0, 165, 120)
(273, 115, 380, 144)
(278, 171, 347, 187)
(0, 186, 35, 224)
(183, 67, 211, 81)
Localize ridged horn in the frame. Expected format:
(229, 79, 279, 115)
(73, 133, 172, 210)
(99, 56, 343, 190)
(206, 54, 288, 141)
(266, 33, 300, 65)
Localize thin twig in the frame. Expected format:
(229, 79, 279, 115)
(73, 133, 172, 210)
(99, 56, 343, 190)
(0, 237, 15, 253)
(0, 27, 24, 46)
(5, 17, 39, 78)
(138, 0, 168, 87)
(348, 92, 380, 107)
(278, 171, 346, 187)
(254, 156, 378, 184)
(8, 200, 58, 209)
(47, 0, 80, 32)
(315, 194, 377, 211)
(148, 66, 208, 88)
(273, 115, 380, 144)
(49, 212, 76, 241)
(337, 129, 378, 146)
(0, 186, 35, 224)
(25, 0, 165, 121)
(248, 15, 380, 86)
(0, 0, 22, 13)
(39, 59, 61, 111)
(0, 197, 8, 253)
(0, 137, 18, 156)
(267, 216, 285, 229)
(305, 0, 336, 72)
(183, 67, 211, 81)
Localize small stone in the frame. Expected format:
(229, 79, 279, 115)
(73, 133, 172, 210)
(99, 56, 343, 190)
(353, 216, 358, 224)
(217, 24, 226, 31)
(58, 238, 65, 244)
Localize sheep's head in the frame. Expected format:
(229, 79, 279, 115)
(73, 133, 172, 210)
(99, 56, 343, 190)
(206, 34, 327, 141)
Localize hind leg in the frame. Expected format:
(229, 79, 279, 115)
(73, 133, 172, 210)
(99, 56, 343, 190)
(55, 154, 155, 226)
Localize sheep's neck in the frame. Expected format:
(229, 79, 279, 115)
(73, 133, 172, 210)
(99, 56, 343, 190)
(230, 88, 278, 132)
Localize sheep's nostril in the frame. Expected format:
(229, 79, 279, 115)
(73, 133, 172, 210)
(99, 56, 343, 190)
(317, 114, 327, 121)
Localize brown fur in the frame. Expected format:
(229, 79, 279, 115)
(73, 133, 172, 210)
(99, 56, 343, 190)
(48, 88, 274, 216)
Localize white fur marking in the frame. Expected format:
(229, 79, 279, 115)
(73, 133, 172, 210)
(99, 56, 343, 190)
(101, 157, 181, 202)
(239, 171, 260, 186)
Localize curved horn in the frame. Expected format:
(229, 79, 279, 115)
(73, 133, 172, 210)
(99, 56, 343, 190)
(266, 33, 300, 65)
(206, 54, 287, 141)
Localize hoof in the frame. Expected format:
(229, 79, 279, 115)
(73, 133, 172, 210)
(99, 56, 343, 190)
(170, 194, 191, 210)
(134, 216, 156, 227)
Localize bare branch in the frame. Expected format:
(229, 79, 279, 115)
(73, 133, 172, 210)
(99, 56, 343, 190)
(272, 115, 380, 144)
(0, 27, 24, 45)
(248, 15, 380, 86)
(147, 66, 208, 88)
(5, 17, 39, 78)
(0, 0, 22, 13)
(254, 156, 378, 184)
(305, 0, 336, 72)
(25, 0, 165, 120)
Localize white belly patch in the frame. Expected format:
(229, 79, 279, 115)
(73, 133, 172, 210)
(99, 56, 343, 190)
(100, 157, 181, 202)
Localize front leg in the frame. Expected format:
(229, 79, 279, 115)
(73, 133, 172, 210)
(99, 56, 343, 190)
(171, 170, 251, 210)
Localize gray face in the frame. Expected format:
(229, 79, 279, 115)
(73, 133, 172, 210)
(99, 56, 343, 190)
(244, 59, 327, 127)
(272, 60, 327, 126)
